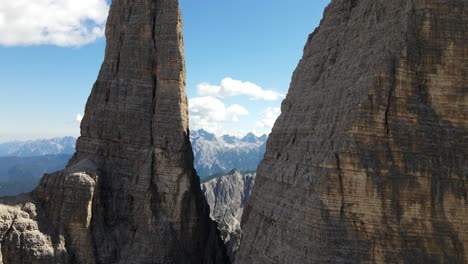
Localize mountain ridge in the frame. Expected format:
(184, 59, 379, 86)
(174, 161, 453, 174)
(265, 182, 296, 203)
(0, 136, 76, 157)
(191, 129, 267, 178)
(0, 131, 266, 196)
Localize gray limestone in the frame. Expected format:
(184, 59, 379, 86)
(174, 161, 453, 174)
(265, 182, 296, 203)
(237, 0, 467, 263)
(201, 170, 256, 261)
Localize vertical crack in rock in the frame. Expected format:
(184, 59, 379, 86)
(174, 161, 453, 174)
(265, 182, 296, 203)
(384, 61, 397, 136)
(115, 53, 121, 75)
(1, 213, 18, 247)
(334, 153, 345, 219)
(150, 0, 158, 146)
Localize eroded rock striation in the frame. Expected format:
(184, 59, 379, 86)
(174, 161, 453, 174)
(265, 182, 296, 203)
(237, 0, 467, 263)
(0, 0, 227, 263)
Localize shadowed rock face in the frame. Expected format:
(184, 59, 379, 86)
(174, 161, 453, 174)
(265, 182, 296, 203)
(0, 0, 228, 263)
(237, 0, 467, 263)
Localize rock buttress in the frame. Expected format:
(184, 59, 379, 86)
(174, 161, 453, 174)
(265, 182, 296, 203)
(237, 0, 467, 263)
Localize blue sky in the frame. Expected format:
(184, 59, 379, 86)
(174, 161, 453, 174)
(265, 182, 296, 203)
(0, 0, 330, 142)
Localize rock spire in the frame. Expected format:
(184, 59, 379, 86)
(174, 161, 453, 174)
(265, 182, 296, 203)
(0, 0, 228, 263)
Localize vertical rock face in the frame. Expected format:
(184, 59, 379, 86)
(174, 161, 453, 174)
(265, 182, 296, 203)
(68, 0, 227, 262)
(237, 0, 467, 263)
(0, 0, 227, 263)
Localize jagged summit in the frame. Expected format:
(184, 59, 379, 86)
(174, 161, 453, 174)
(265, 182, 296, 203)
(193, 129, 217, 141)
(190, 130, 267, 178)
(221, 135, 238, 145)
(240, 132, 259, 143)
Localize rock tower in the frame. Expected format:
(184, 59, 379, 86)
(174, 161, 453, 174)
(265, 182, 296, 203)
(0, 0, 228, 263)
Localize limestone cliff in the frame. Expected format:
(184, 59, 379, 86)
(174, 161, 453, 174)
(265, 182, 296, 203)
(0, 0, 228, 263)
(237, 0, 467, 263)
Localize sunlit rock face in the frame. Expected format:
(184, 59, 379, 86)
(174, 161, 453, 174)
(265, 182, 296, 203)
(237, 0, 467, 263)
(0, 0, 228, 263)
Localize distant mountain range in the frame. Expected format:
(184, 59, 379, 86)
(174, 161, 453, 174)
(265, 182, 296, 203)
(0, 136, 76, 157)
(0, 131, 266, 195)
(191, 129, 267, 178)
(0, 137, 76, 196)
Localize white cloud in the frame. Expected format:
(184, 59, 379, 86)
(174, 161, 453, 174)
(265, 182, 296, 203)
(189, 96, 249, 133)
(226, 104, 249, 122)
(256, 107, 281, 129)
(197, 78, 284, 101)
(75, 113, 83, 123)
(0, 0, 109, 47)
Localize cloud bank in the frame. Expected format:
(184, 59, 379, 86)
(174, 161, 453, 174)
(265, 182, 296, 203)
(197, 78, 284, 101)
(0, 0, 109, 47)
(189, 96, 249, 133)
(256, 107, 281, 129)
(75, 113, 83, 123)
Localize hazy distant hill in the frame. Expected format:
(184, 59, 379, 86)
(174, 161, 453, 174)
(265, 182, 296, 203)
(0, 154, 71, 196)
(190, 129, 267, 178)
